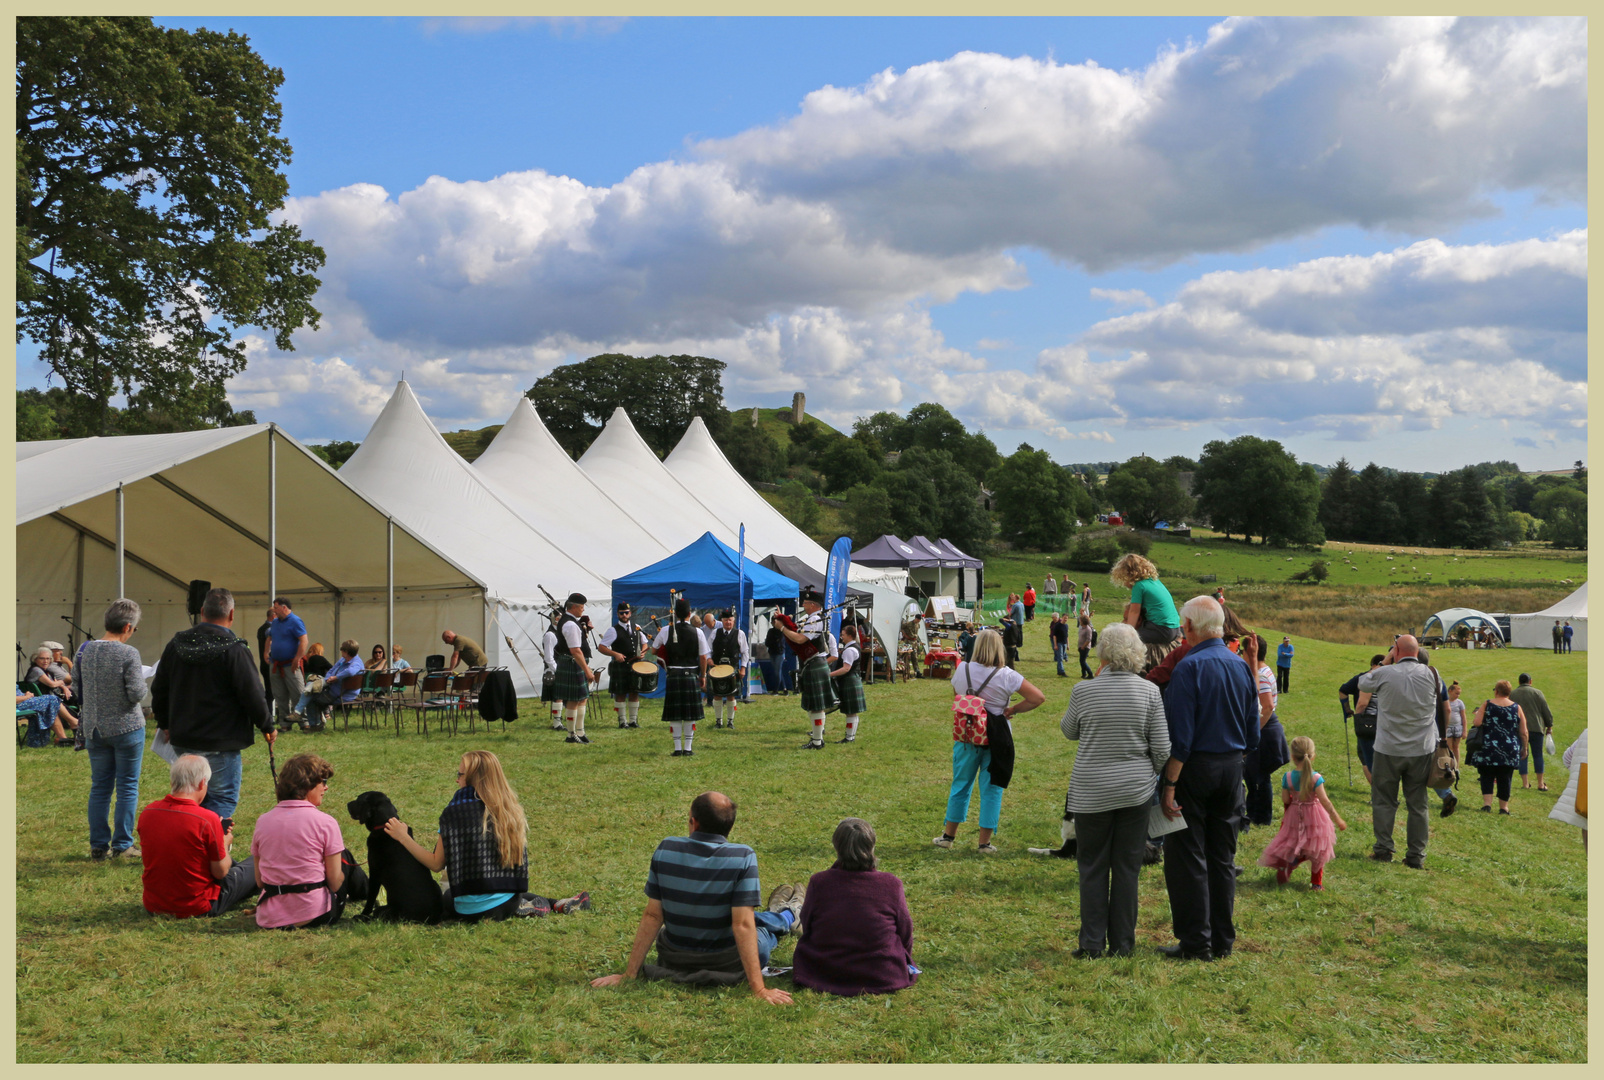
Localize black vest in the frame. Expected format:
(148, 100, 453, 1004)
(612, 621, 641, 661)
(665, 622, 701, 667)
(711, 627, 740, 666)
(559, 612, 591, 660)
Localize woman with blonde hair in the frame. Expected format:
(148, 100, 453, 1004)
(1110, 553, 1182, 671)
(935, 629, 1044, 853)
(385, 750, 589, 921)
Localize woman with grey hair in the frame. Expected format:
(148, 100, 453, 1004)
(790, 818, 917, 996)
(1058, 621, 1171, 958)
(78, 599, 149, 861)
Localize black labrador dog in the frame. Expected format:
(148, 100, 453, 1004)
(346, 790, 445, 924)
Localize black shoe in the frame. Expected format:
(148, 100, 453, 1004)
(618, 722, 628, 729)
(683, 749, 694, 757)
(629, 721, 640, 728)
(90, 847, 109, 862)
(1441, 793, 1458, 818)
(1071, 948, 1103, 959)
(1478, 805, 1492, 813)
(803, 740, 823, 750)
(564, 735, 579, 744)
(1214, 947, 1233, 960)
(672, 749, 685, 756)
(838, 736, 855, 743)
(1369, 850, 1393, 862)
(1157, 943, 1212, 962)
(578, 735, 591, 744)
(1499, 808, 1512, 816)
(1403, 855, 1425, 869)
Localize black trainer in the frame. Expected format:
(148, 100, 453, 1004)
(1441, 792, 1458, 818)
(671, 749, 685, 756)
(578, 735, 591, 744)
(564, 735, 579, 744)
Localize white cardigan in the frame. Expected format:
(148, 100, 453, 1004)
(1548, 728, 1588, 830)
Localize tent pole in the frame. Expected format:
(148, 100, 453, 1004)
(387, 517, 395, 665)
(73, 530, 86, 654)
(268, 426, 277, 607)
(115, 483, 125, 597)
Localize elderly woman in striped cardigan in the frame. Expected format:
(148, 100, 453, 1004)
(1059, 621, 1171, 958)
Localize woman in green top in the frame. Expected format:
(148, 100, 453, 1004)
(1111, 554, 1181, 667)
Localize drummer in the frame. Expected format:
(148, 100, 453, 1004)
(708, 608, 749, 730)
(779, 586, 838, 750)
(541, 608, 564, 730)
(651, 597, 710, 757)
(599, 601, 651, 729)
(828, 624, 868, 744)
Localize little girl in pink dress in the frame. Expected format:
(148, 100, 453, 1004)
(1258, 735, 1347, 889)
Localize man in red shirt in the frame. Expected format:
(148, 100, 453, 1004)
(137, 755, 256, 918)
(1023, 584, 1038, 622)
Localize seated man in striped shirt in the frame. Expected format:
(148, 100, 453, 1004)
(590, 791, 802, 1004)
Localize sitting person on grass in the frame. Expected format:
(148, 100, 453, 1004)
(790, 818, 917, 996)
(137, 754, 257, 918)
(251, 753, 357, 929)
(590, 791, 803, 1003)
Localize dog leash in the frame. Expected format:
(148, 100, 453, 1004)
(267, 734, 278, 786)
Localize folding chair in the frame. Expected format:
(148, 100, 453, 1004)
(364, 671, 395, 729)
(391, 669, 420, 735)
(334, 674, 367, 731)
(412, 672, 455, 737)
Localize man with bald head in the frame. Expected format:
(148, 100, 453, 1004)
(1156, 595, 1259, 962)
(1357, 634, 1450, 869)
(591, 790, 803, 1003)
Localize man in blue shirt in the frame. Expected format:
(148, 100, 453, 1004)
(266, 597, 308, 732)
(591, 791, 802, 1003)
(1157, 596, 1259, 962)
(1276, 636, 1294, 693)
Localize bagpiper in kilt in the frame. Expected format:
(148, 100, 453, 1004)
(781, 587, 837, 749)
(652, 598, 709, 756)
(557, 593, 593, 744)
(541, 610, 564, 729)
(830, 627, 867, 743)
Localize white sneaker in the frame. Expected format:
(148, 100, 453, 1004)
(931, 835, 954, 849)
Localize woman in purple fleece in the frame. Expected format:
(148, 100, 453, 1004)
(791, 818, 917, 996)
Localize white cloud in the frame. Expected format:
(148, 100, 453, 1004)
(1089, 288, 1157, 310)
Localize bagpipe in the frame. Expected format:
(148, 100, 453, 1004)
(773, 611, 824, 663)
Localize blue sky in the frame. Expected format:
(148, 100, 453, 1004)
(20, 16, 1587, 472)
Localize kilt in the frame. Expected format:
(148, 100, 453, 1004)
(798, 655, 838, 714)
(661, 669, 704, 724)
(608, 661, 639, 699)
(540, 672, 558, 703)
(832, 671, 867, 715)
(554, 654, 590, 702)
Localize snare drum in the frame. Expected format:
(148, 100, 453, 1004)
(632, 659, 661, 694)
(706, 662, 738, 696)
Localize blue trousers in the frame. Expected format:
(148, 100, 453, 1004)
(87, 727, 146, 853)
(1053, 642, 1067, 675)
(1518, 740, 1546, 776)
(754, 909, 793, 967)
(779, 651, 798, 692)
(945, 741, 1004, 830)
(169, 746, 243, 821)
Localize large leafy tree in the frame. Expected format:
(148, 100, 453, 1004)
(1533, 485, 1587, 549)
(841, 483, 896, 544)
(898, 447, 992, 552)
(714, 416, 784, 484)
(17, 17, 325, 435)
(527, 353, 730, 458)
(1428, 467, 1500, 549)
(991, 444, 1076, 551)
(1102, 455, 1194, 528)
(1317, 457, 1359, 541)
(817, 436, 880, 495)
(1194, 435, 1323, 545)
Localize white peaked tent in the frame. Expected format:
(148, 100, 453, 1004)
(473, 398, 673, 578)
(16, 425, 485, 672)
(339, 382, 610, 692)
(662, 417, 908, 591)
(578, 408, 746, 554)
(1508, 582, 1587, 651)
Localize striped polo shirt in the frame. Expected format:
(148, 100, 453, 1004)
(645, 831, 762, 952)
(1060, 671, 1172, 814)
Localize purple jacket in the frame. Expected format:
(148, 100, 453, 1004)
(790, 865, 916, 997)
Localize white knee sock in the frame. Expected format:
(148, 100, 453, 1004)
(627, 699, 641, 724)
(845, 714, 859, 739)
(684, 721, 695, 752)
(727, 698, 737, 724)
(810, 711, 826, 744)
(671, 721, 684, 751)
(551, 703, 562, 725)
(565, 708, 578, 735)
(575, 707, 587, 737)
(714, 699, 725, 722)
(615, 702, 626, 725)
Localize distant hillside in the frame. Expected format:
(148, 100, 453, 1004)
(441, 425, 502, 463)
(725, 405, 844, 453)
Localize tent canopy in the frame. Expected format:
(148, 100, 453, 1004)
(759, 553, 872, 604)
(612, 532, 799, 611)
(932, 537, 983, 569)
(16, 424, 485, 669)
(851, 534, 937, 567)
(1507, 582, 1587, 650)
(1420, 607, 1502, 639)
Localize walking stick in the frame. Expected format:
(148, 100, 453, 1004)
(267, 734, 279, 787)
(1341, 707, 1353, 789)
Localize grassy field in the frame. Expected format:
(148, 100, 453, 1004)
(16, 610, 1587, 1062)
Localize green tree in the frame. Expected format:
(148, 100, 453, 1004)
(1194, 435, 1322, 545)
(898, 447, 992, 552)
(775, 479, 821, 534)
(1102, 455, 1194, 528)
(16, 389, 57, 441)
(527, 353, 730, 458)
(1352, 463, 1401, 543)
(1533, 485, 1587, 549)
(841, 483, 896, 544)
(853, 410, 905, 450)
(308, 440, 360, 469)
(715, 419, 784, 484)
(1162, 455, 1199, 474)
(17, 17, 325, 436)
(991, 445, 1075, 551)
(817, 437, 879, 495)
(1318, 457, 1360, 541)
(879, 469, 941, 540)
(15, 382, 255, 441)
(1390, 471, 1432, 547)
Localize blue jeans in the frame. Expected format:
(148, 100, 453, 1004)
(1053, 642, 1068, 675)
(757, 658, 780, 693)
(754, 909, 793, 966)
(87, 727, 146, 853)
(946, 741, 1004, 830)
(779, 651, 798, 692)
(1518, 739, 1546, 776)
(170, 746, 243, 821)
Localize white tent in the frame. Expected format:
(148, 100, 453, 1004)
(661, 416, 908, 591)
(473, 397, 673, 578)
(1420, 607, 1502, 643)
(1508, 583, 1587, 651)
(16, 425, 485, 673)
(339, 382, 610, 692)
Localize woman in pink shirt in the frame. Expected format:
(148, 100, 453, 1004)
(251, 753, 349, 929)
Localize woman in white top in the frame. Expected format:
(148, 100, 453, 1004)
(1444, 681, 1467, 762)
(1548, 729, 1587, 851)
(935, 629, 1044, 853)
(1058, 622, 1170, 958)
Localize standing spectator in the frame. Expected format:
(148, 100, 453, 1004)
(266, 598, 309, 731)
(1275, 637, 1294, 694)
(1562, 621, 1574, 653)
(137, 754, 257, 918)
(255, 607, 275, 713)
(1213, 586, 1226, 604)
(1043, 574, 1058, 597)
(1156, 596, 1259, 962)
(1009, 593, 1026, 636)
(1059, 623, 1170, 958)
(1256, 736, 1346, 890)
(1552, 620, 1563, 653)
(1077, 613, 1095, 679)
(1355, 635, 1450, 868)
(1338, 654, 1386, 787)
(1548, 729, 1588, 851)
(1243, 634, 1291, 831)
(1112, 554, 1183, 673)
(790, 818, 917, 996)
(957, 623, 976, 663)
(1444, 681, 1467, 765)
(1023, 583, 1037, 622)
(1466, 680, 1529, 815)
(1049, 613, 1070, 677)
(1080, 582, 1092, 619)
(151, 587, 276, 822)
(1510, 673, 1555, 790)
(79, 599, 149, 862)
(935, 629, 1045, 853)
(998, 599, 1021, 669)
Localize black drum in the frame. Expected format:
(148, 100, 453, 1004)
(706, 662, 738, 696)
(632, 660, 661, 694)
